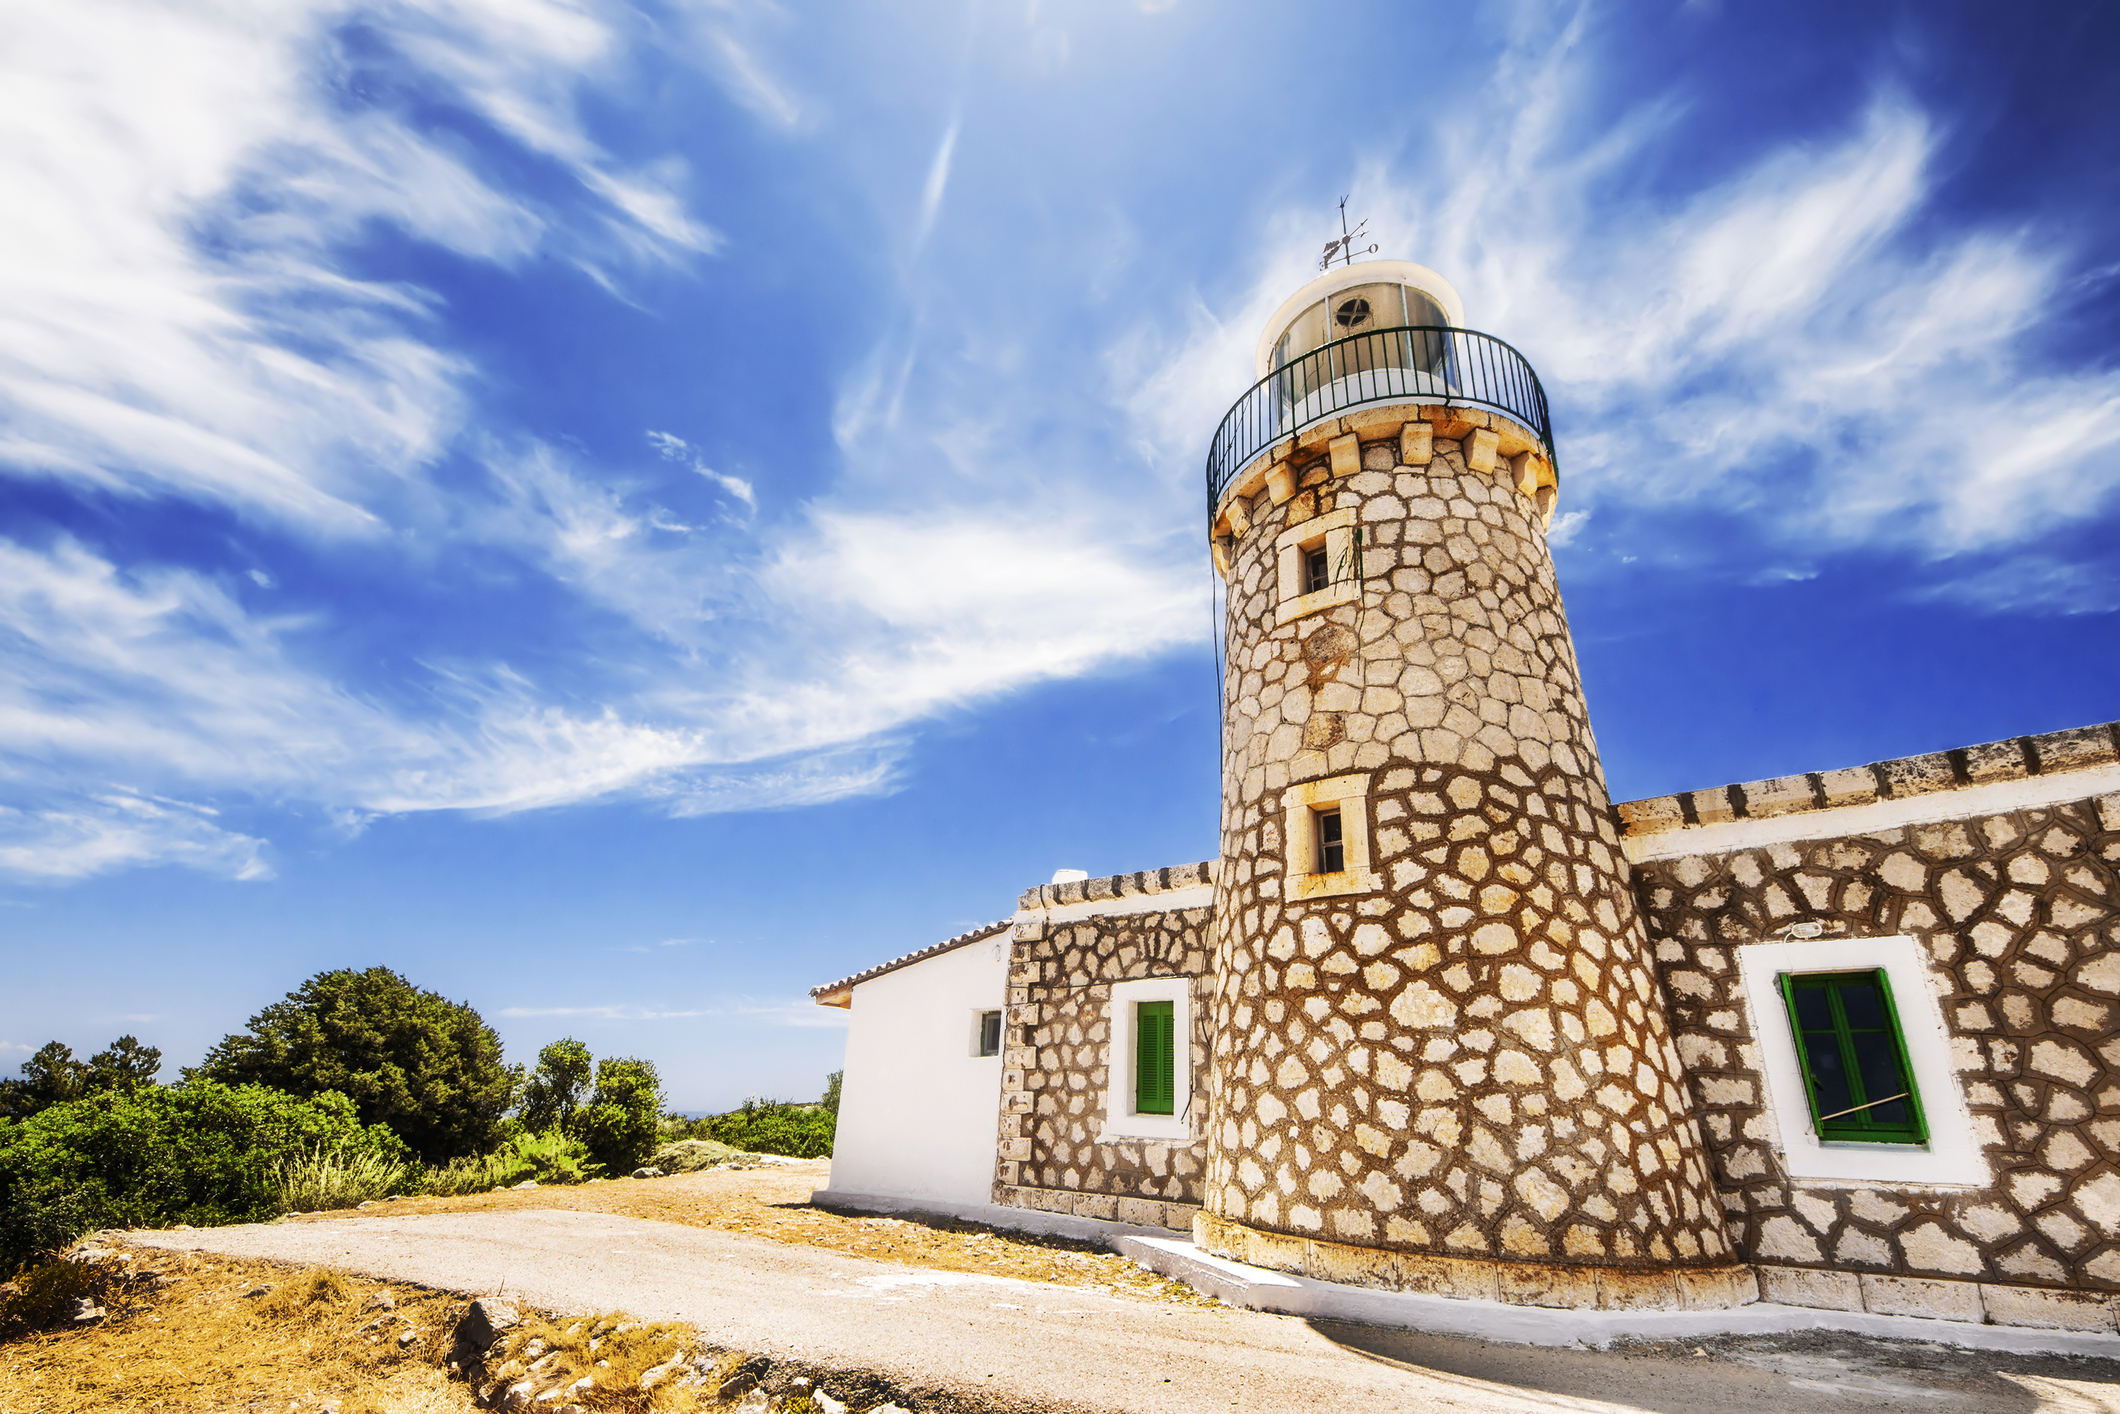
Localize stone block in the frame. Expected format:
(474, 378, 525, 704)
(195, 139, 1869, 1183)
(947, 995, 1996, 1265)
(1115, 1197, 1167, 1228)
(1400, 422, 1434, 466)
(2034, 724, 2119, 774)
(1328, 433, 1362, 480)
(1739, 775, 1817, 819)
(1398, 1253, 1499, 1302)
(1240, 1225, 1308, 1276)
(1979, 1283, 2116, 1332)
(1265, 464, 1297, 505)
(1961, 738, 2030, 784)
(1506, 450, 1538, 496)
(1164, 1202, 1203, 1233)
(995, 1166, 1019, 1190)
(1615, 795, 1684, 836)
(1465, 428, 1500, 473)
(1676, 1266, 1758, 1310)
(1013, 920, 1044, 942)
(1597, 1269, 1680, 1310)
(1072, 1192, 1118, 1221)
(1497, 1262, 1600, 1310)
(1758, 1266, 1862, 1311)
(1295, 419, 1342, 458)
(1860, 1274, 1984, 1323)
(1342, 406, 1405, 436)
(1304, 1238, 1400, 1290)
(1877, 751, 1957, 799)
(1688, 787, 1739, 826)
(1535, 484, 1556, 526)
(1816, 766, 1880, 809)
(1000, 1138, 1032, 1162)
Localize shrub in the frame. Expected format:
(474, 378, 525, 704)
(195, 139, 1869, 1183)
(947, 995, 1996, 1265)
(274, 1144, 413, 1212)
(419, 1130, 602, 1196)
(648, 1138, 747, 1172)
(0, 1037, 163, 1121)
(572, 1058, 663, 1175)
(0, 1082, 405, 1268)
(188, 967, 519, 1162)
(691, 1099, 835, 1159)
(519, 1038, 592, 1137)
(0, 1255, 118, 1337)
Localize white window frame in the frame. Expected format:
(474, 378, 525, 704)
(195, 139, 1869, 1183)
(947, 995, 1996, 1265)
(970, 1008, 1003, 1059)
(1099, 976, 1193, 1143)
(1736, 934, 1988, 1187)
(1275, 508, 1359, 626)
(1283, 772, 1380, 900)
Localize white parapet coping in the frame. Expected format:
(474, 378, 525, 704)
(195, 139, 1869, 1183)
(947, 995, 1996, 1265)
(1014, 882, 1217, 927)
(1622, 763, 2120, 865)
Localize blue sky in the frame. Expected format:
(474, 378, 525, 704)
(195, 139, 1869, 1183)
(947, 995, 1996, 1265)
(3, 0, 2116, 1111)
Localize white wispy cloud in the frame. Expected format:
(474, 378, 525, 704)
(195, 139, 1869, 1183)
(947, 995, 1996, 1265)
(498, 997, 846, 1028)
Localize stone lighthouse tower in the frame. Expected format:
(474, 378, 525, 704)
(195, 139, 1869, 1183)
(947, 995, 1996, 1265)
(1197, 258, 1749, 1306)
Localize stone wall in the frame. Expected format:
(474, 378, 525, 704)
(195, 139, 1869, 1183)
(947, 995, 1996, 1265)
(992, 866, 1215, 1224)
(1627, 729, 2120, 1301)
(1201, 405, 1735, 1279)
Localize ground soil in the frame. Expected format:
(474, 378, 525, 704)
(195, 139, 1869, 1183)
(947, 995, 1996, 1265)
(0, 1250, 460, 1414)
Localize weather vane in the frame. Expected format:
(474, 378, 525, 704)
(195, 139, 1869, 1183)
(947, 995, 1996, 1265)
(1319, 196, 1377, 271)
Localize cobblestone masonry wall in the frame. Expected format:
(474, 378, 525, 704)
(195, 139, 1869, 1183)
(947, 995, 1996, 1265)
(1634, 772, 2120, 1296)
(992, 866, 1214, 1224)
(1202, 405, 1734, 1277)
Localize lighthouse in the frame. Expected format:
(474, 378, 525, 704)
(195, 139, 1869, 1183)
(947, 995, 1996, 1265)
(1196, 257, 1747, 1303)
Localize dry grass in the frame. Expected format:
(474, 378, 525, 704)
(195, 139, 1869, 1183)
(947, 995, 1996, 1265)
(480, 1312, 710, 1412)
(0, 1250, 463, 1414)
(301, 1161, 1208, 1305)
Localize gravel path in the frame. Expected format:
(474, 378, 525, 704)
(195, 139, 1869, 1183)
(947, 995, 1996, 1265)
(127, 1209, 2120, 1414)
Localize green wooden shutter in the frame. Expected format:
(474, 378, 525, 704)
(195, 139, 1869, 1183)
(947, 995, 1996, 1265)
(1778, 969, 1927, 1145)
(1136, 1001, 1175, 1116)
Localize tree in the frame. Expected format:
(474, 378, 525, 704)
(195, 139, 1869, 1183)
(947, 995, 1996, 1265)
(519, 1037, 593, 1135)
(188, 968, 518, 1162)
(820, 1070, 842, 1117)
(573, 1056, 663, 1174)
(0, 1036, 163, 1120)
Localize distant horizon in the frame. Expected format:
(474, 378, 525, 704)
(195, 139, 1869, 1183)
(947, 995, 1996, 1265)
(4, 0, 2117, 1112)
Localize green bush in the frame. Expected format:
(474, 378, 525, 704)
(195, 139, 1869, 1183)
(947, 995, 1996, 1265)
(419, 1129, 602, 1196)
(649, 1138, 748, 1172)
(0, 1082, 406, 1268)
(189, 967, 518, 1162)
(690, 1100, 835, 1159)
(519, 1038, 592, 1137)
(0, 1036, 162, 1120)
(275, 1144, 413, 1212)
(574, 1058, 663, 1174)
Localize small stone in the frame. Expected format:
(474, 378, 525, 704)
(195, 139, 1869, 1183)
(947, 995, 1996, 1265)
(813, 1391, 848, 1414)
(632, 1167, 665, 1180)
(396, 1328, 419, 1348)
(68, 1298, 104, 1324)
(361, 1292, 396, 1313)
(514, 1180, 540, 1189)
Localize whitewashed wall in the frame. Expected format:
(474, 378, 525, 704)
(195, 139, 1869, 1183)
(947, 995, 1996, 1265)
(827, 933, 1007, 1205)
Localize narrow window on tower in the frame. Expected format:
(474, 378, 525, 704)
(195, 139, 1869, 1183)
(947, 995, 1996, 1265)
(978, 1010, 1003, 1058)
(1315, 807, 1345, 873)
(1305, 546, 1331, 593)
(1778, 970, 1927, 1146)
(1135, 1000, 1175, 1116)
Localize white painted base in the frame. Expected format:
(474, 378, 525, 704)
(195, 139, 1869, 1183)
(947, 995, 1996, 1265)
(1120, 1237, 2120, 1357)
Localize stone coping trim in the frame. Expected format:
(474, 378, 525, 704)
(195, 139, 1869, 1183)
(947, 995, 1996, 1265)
(1013, 861, 1218, 916)
(1126, 1237, 2120, 1354)
(1196, 1212, 1754, 1313)
(807, 918, 1012, 1008)
(993, 1182, 1203, 1231)
(1757, 1264, 2120, 1335)
(1615, 721, 2120, 863)
(810, 1187, 1192, 1240)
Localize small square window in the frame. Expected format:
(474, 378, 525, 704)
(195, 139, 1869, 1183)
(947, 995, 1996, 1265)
(1305, 546, 1331, 593)
(1778, 970, 1927, 1145)
(1315, 807, 1344, 873)
(978, 1010, 1003, 1057)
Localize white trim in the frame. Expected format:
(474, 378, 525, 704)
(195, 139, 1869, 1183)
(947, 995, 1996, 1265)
(1254, 260, 1466, 377)
(1622, 763, 2120, 863)
(1012, 883, 1216, 929)
(1735, 935, 1989, 1187)
(1099, 976, 1194, 1144)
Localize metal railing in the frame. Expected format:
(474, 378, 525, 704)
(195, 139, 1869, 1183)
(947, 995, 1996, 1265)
(1205, 325, 1557, 518)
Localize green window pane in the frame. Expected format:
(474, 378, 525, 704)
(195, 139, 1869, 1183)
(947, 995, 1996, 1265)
(1137, 1001, 1175, 1116)
(1779, 970, 1927, 1146)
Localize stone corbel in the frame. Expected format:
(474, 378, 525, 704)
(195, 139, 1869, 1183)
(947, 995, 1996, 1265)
(1400, 422, 1434, 466)
(1465, 427, 1500, 473)
(1265, 463, 1298, 504)
(1327, 433, 1361, 479)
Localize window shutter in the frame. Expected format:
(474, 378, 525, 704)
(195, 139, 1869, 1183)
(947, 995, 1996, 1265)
(1136, 1001, 1175, 1116)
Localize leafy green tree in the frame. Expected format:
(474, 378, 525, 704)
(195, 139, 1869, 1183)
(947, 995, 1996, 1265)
(519, 1037, 593, 1135)
(0, 1082, 404, 1267)
(188, 968, 518, 1162)
(573, 1057, 664, 1174)
(820, 1070, 843, 1118)
(0, 1036, 163, 1120)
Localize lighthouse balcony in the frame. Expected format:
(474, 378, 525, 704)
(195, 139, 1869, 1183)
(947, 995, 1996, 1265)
(1206, 324, 1556, 519)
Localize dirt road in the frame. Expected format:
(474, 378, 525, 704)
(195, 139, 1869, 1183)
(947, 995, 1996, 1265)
(126, 1197, 2120, 1414)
